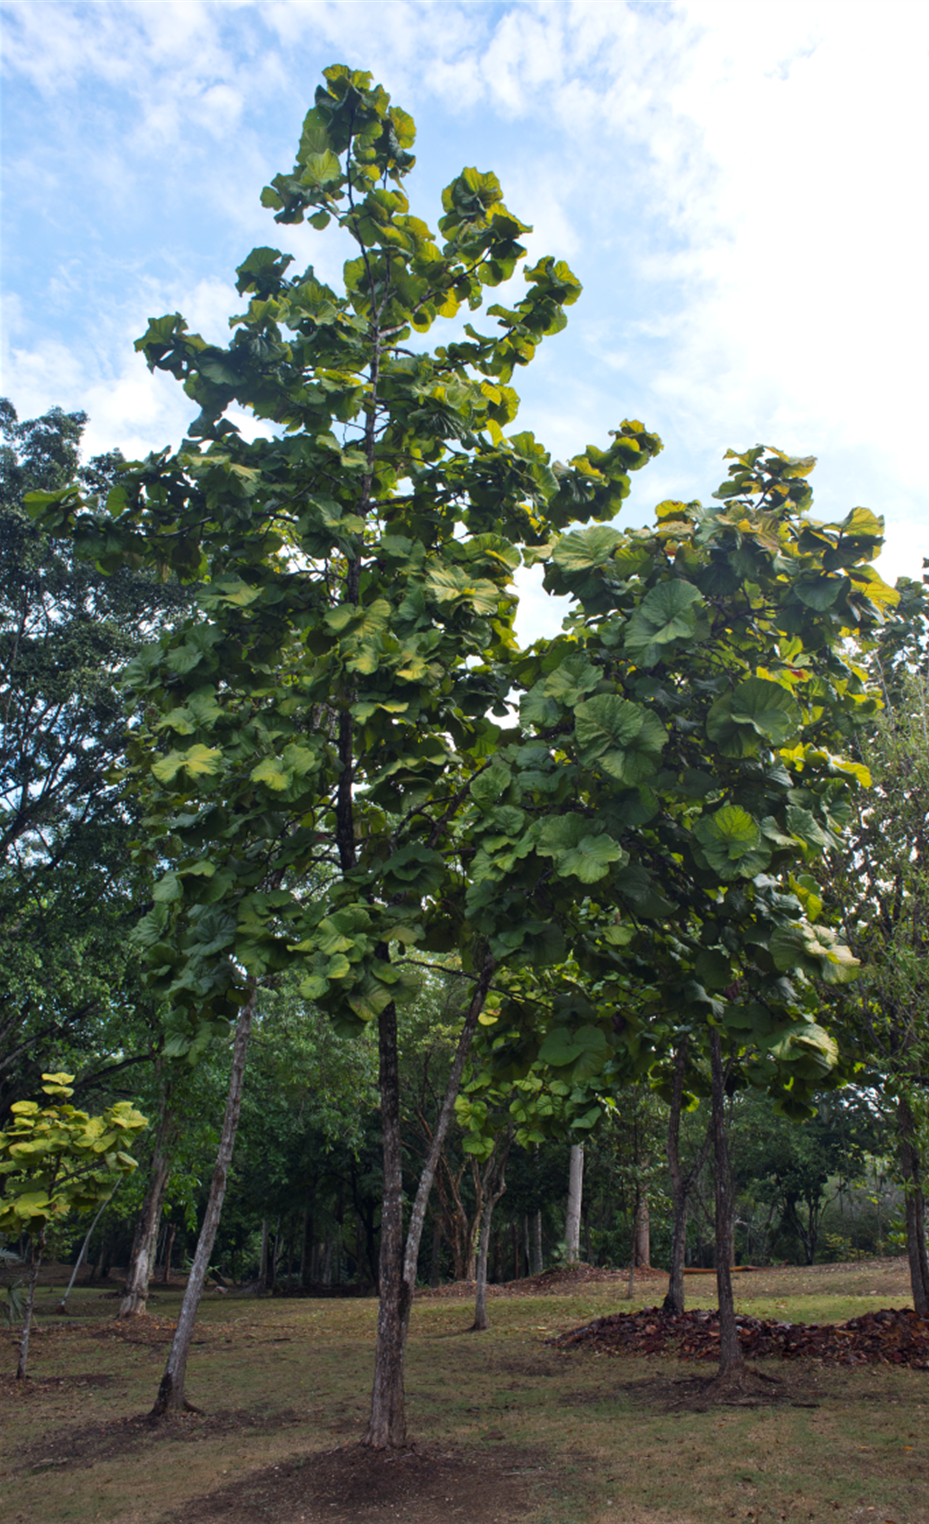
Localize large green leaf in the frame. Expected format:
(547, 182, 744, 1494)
(707, 677, 801, 757)
(152, 744, 223, 784)
(770, 922, 859, 984)
(537, 1024, 610, 1082)
(574, 695, 666, 783)
(536, 814, 626, 883)
(623, 580, 702, 665)
(551, 525, 624, 574)
(693, 804, 770, 880)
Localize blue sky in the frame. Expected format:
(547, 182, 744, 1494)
(3, 0, 928, 637)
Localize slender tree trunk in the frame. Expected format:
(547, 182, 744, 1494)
(663, 1041, 713, 1315)
(57, 1184, 121, 1315)
(709, 1028, 743, 1378)
(161, 1223, 176, 1284)
(365, 953, 495, 1448)
(119, 1091, 173, 1317)
(634, 1192, 651, 1268)
(402, 954, 496, 1287)
(471, 1139, 509, 1332)
(364, 999, 409, 1448)
(300, 1209, 311, 1290)
(664, 1040, 689, 1314)
(271, 1214, 283, 1287)
(151, 986, 256, 1417)
(531, 1208, 543, 1275)
(429, 1216, 442, 1289)
(16, 1225, 45, 1380)
(897, 1092, 929, 1317)
(565, 1143, 584, 1262)
(259, 1218, 270, 1290)
(511, 1220, 519, 1281)
(465, 1164, 483, 1283)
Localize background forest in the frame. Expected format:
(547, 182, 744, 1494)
(1, 394, 922, 1294)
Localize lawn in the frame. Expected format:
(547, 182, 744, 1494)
(1, 1259, 926, 1524)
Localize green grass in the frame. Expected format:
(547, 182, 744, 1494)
(3, 1259, 927, 1524)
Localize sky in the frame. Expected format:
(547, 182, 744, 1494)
(2, 0, 928, 639)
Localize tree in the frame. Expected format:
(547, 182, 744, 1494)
(825, 614, 929, 1315)
(0, 400, 190, 1116)
(469, 448, 893, 1378)
(29, 65, 653, 1439)
(0, 1072, 147, 1377)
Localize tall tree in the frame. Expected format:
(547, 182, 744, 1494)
(468, 449, 893, 1379)
(28, 66, 654, 1438)
(825, 603, 929, 1315)
(0, 400, 189, 1113)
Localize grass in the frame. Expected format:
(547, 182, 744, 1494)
(1, 1259, 927, 1524)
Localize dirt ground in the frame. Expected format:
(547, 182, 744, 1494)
(2, 1258, 927, 1524)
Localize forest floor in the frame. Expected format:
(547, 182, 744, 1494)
(1, 1258, 927, 1524)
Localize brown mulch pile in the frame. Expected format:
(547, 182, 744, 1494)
(418, 1262, 666, 1299)
(551, 1304, 929, 1367)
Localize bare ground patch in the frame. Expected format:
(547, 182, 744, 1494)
(161, 1441, 552, 1524)
(16, 1405, 308, 1473)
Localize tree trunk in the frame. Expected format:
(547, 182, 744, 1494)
(57, 1184, 120, 1315)
(403, 953, 495, 1290)
(16, 1225, 45, 1380)
(364, 999, 409, 1448)
(530, 1207, 543, 1275)
(119, 1088, 173, 1317)
(271, 1214, 283, 1287)
(471, 1138, 510, 1332)
(151, 985, 256, 1417)
(161, 1223, 176, 1284)
(365, 951, 495, 1448)
(565, 1143, 584, 1263)
(634, 1192, 650, 1268)
(897, 1092, 929, 1317)
(662, 1041, 712, 1316)
(429, 1215, 442, 1289)
(300, 1208, 311, 1289)
(259, 1218, 270, 1290)
(709, 1028, 743, 1378)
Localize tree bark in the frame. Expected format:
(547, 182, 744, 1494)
(364, 999, 409, 1448)
(662, 1041, 712, 1315)
(634, 1192, 651, 1268)
(709, 1028, 743, 1377)
(119, 1083, 173, 1317)
(151, 985, 256, 1417)
(57, 1184, 120, 1315)
(429, 1215, 442, 1289)
(897, 1092, 929, 1317)
(565, 1143, 584, 1263)
(402, 954, 496, 1287)
(365, 952, 495, 1448)
(16, 1225, 45, 1380)
(161, 1222, 176, 1284)
(530, 1207, 543, 1275)
(259, 1218, 270, 1290)
(471, 1138, 509, 1332)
